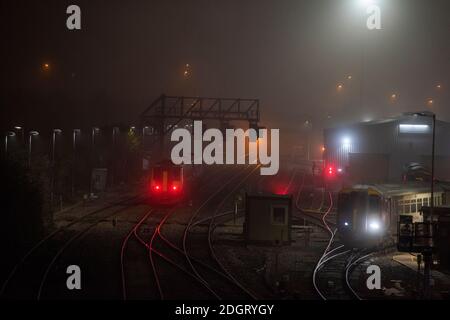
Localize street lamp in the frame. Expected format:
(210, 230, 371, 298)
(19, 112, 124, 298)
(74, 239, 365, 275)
(52, 129, 62, 163)
(112, 127, 120, 186)
(28, 131, 39, 167)
(90, 127, 100, 194)
(72, 129, 81, 197)
(405, 111, 436, 299)
(14, 126, 24, 145)
(51, 129, 62, 208)
(303, 120, 312, 160)
(5, 131, 16, 156)
(142, 126, 149, 149)
(92, 127, 100, 150)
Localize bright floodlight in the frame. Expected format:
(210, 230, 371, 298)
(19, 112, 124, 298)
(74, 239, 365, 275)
(342, 137, 351, 148)
(399, 124, 429, 134)
(369, 221, 380, 231)
(358, 0, 375, 7)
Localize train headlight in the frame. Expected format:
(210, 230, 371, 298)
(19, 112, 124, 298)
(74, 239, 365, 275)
(368, 220, 381, 232)
(344, 222, 349, 227)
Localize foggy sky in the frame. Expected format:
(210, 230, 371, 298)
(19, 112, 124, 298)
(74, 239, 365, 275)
(1, 0, 449, 140)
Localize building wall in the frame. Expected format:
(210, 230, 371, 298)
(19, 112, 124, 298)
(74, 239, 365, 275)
(324, 116, 450, 184)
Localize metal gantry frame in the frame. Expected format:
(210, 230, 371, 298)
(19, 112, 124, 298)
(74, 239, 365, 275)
(139, 94, 260, 151)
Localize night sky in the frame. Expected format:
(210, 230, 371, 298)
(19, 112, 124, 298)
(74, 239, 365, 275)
(1, 0, 449, 143)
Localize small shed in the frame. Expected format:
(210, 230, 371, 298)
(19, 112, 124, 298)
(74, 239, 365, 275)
(244, 193, 292, 245)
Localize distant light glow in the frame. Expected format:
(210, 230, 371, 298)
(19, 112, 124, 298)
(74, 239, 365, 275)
(399, 124, 429, 134)
(342, 137, 351, 148)
(358, 0, 375, 7)
(369, 221, 380, 231)
(344, 222, 349, 226)
(338, 168, 343, 173)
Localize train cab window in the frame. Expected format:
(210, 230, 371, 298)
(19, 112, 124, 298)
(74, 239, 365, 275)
(170, 167, 181, 180)
(153, 167, 163, 180)
(369, 195, 381, 213)
(271, 206, 288, 225)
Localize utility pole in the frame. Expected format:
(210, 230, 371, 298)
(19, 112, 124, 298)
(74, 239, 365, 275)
(423, 113, 436, 299)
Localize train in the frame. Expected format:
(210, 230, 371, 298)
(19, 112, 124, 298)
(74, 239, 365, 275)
(337, 183, 448, 248)
(148, 160, 185, 204)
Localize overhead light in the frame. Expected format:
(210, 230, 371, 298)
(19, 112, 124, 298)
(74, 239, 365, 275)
(342, 137, 351, 148)
(399, 124, 429, 134)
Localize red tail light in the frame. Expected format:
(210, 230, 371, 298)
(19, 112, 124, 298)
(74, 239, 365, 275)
(171, 185, 178, 192)
(153, 185, 161, 192)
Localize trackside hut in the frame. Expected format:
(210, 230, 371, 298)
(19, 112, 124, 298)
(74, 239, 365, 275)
(244, 194, 292, 245)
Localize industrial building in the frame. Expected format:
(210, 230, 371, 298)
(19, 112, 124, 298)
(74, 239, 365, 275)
(324, 112, 450, 184)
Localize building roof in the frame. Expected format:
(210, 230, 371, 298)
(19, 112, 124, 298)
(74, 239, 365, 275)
(325, 111, 450, 131)
(350, 182, 445, 197)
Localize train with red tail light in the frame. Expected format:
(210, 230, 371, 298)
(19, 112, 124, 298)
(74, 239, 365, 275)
(148, 160, 185, 204)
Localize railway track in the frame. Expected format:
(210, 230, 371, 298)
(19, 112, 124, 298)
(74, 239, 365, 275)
(120, 165, 259, 300)
(0, 194, 143, 299)
(291, 171, 378, 300)
(181, 165, 260, 300)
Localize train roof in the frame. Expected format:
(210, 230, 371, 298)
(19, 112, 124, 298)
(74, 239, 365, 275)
(342, 183, 447, 197)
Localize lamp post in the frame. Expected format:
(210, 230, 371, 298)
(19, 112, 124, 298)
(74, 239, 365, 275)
(142, 126, 149, 150)
(90, 127, 100, 194)
(28, 131, 39, 167)
(52, 129, 62, 163)
(51, 129, 62, 208)
(92, 127, 100, 151)
(14, 126, 24, 145)
(303, 120, 312, 161)
(72, 129, 81, 197)
(112, 127, 119, 186)
(5, 131, 16, 156)
(405, 111, 436, 299)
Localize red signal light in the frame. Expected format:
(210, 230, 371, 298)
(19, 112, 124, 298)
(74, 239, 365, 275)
(326, 165, 336, 178)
